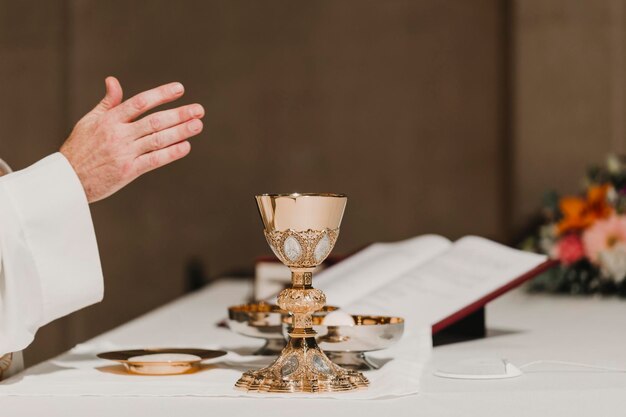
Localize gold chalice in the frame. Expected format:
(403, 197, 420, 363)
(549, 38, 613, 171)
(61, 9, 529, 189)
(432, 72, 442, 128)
(235, 193, 369, 393)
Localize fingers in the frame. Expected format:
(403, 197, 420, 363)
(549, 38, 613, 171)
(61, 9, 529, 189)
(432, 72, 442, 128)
(134, 141, 191, 176)
(135, 118, 203, 155)
(130, 103, 204, 138)
(92, 76, 123, 114)
(112, 82, 185, 122)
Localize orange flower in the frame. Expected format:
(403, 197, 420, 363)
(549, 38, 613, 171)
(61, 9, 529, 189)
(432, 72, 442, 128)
(557, 184, 613, 235)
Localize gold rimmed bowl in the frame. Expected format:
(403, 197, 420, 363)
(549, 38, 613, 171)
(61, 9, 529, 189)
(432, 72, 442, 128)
(227, 302, 286, 356)
(97, 348, 227, 375)
(283, 315, 405, 370)
(227, 302, 338, 355)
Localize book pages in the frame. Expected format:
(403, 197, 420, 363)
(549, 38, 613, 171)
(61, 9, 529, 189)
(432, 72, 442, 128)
(345, 236, 547, 327)
(315, 234, 452, 307)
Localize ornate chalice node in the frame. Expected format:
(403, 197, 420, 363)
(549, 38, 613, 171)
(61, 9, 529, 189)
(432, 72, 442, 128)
(235, 193, 369, 393)
(227, 303, 338, 356)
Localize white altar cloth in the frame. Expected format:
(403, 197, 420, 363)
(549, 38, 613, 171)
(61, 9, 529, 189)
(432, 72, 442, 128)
(3, 279, 626, 416)
(0, 330, 430, 399)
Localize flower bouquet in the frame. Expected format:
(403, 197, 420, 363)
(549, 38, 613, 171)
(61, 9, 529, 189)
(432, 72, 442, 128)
(523, 155, 626, 296)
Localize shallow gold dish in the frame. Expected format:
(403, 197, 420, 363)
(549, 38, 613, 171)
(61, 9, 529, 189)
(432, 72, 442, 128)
(227, 302, 286, 355)
(284, 315, 405, 370)
(97, 348, 227, 375)
(227, 302, 338, 355)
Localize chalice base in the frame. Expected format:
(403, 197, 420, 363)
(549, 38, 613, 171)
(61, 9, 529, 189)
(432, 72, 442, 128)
(235, 336, 369, 393)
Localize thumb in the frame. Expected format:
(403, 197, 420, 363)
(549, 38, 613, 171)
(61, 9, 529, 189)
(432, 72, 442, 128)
(93, 76, 123, 114)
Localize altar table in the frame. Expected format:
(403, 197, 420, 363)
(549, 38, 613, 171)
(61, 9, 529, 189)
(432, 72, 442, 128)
(4, 279, 626, 416)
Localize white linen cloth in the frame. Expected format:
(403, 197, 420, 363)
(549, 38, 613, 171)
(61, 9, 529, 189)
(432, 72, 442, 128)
(0, 326, 431, 399)
(0, 153, 104, 370)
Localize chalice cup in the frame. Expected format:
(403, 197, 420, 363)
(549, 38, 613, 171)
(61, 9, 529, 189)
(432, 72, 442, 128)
(235, 193, 369, 393)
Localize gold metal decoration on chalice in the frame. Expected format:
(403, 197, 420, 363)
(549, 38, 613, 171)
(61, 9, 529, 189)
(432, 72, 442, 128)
(235, 193, 369, 393)
(0, 353, 12, 380)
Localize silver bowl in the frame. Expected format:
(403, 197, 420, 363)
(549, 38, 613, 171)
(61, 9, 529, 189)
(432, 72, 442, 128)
(227, 302, 337, 355)
(227, 302, 285, 355)
(283, 315, 405, 370)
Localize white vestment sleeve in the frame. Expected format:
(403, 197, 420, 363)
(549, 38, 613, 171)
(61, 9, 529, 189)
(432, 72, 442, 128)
(0, 153, 103, 356)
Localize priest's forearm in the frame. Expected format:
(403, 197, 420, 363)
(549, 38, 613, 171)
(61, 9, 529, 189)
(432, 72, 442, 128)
(0, 154, 103, 356)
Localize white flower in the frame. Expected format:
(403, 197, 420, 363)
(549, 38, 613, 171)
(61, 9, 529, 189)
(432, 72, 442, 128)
(607, 185, 618, 206)
(598, 243, 626, 283)
(607, 154, 622, 174)
(539, 224, 558, 258)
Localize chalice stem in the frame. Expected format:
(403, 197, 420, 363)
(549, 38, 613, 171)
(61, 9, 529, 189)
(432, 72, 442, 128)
(291, 312, 313, 334)
(283, 269, 322, 337)
(284, 271, 325, 367)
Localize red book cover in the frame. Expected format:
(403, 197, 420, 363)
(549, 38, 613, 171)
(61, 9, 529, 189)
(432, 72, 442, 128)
(431, 259, 557, 334)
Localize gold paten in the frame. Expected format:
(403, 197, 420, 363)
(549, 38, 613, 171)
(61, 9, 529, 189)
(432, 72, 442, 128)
(0, 353, 12, 380)
(235, 193, 369, 393)
(97, 348, 226, 376)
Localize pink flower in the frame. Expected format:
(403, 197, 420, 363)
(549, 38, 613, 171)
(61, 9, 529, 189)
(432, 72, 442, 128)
(582, 215, 626, 263)
(555, 234, 585, 265)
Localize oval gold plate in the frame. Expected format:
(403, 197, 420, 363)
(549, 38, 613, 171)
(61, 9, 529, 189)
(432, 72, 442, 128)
(97, 348, 227, 376)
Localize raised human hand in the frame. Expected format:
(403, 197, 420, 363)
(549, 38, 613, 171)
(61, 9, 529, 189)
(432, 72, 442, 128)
(60, 76, 204, 203)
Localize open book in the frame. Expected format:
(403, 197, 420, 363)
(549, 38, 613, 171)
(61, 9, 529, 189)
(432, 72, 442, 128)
(310, 235, 551, 332)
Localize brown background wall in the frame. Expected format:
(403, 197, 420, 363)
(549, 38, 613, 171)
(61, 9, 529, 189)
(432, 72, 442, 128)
(513, 0, 626, 231)
(0, 0, 623, 365)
